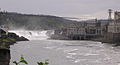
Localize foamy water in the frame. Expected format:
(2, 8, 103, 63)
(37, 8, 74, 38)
(9, 30, 50, 40)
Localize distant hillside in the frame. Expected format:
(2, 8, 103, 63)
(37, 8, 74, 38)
(80, 19, 112, 23)
(0, 12, 75, 30)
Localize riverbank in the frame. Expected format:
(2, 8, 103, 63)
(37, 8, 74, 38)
(0, 31, 29, 65)
(0, 32, 29, 48)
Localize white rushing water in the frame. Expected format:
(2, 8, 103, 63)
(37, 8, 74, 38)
(9, 30, 51, 40)
(9, 30, 120, 65)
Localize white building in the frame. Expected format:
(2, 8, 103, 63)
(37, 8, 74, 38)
(108, 11, 120, 33)
(66, 22, 86, 35)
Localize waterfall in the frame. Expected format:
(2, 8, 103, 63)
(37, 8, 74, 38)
(9, 30, 51, 40)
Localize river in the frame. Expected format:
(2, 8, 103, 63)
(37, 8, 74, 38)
(9, 30, 120, 65)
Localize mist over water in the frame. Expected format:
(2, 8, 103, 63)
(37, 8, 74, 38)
(9, 30, 51, 40)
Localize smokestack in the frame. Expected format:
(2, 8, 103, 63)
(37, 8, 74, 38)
(108, 9, 112, 21)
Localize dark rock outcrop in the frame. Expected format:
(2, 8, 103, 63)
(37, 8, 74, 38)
(7, 32, 29, 41)
(0, 32, 29, 47)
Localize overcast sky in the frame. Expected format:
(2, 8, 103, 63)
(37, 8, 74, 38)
(0, 0, 120, 19)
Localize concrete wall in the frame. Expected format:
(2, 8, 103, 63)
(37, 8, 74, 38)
(103, 32, 120, 43)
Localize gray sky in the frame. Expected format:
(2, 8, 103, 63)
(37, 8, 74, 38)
(0, 0, 120, 19)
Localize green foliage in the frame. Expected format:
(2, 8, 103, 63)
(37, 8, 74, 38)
(2, 39, 9, 43)
(0, 37, 16, 47)
(37, 60, 49, 65)
(13, 55, 49, 65)
(13, 61, 19, 65)
(0, 37, 16, 43)
(13, 55, 28, 65)
(7, 37, 16, 42)
(19, 56, 28, 64)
